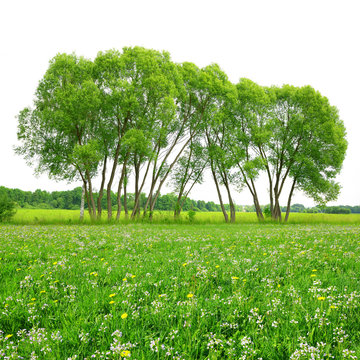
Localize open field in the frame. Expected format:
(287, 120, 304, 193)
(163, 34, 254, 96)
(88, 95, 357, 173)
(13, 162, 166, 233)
(1, 223, 360, 359)
(6, 208, 360, 225)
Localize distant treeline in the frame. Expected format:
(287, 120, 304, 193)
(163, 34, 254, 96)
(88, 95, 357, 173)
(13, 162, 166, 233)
(0, 186, 227, 212)
(1, 187, 359, 214)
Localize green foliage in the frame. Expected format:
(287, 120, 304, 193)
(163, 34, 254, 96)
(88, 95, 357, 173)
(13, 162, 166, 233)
(263, 204, 272, 218)
(15, 47, 347, 223)
(0, 194, 16, 222)
(187, 209, 196, 222)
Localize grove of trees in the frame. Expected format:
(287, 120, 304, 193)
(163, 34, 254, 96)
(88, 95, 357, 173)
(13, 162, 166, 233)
(15, 47, 347, 222)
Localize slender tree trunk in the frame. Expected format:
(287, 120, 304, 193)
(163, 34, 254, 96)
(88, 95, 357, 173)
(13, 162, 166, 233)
(210, 161, 228, 222)
(222, 173, 235, 223)
(131, 161, 140, 219)
(97, 155, 108, 219)
(123, 171, 128, 219)
(147, 136, 193, 218)
(85, 170, 96, 219)
(80, 182, 85, 221)
(116, 159, 128, 221)
(132, 159, 152, 218)
(285, 178, 297, 223)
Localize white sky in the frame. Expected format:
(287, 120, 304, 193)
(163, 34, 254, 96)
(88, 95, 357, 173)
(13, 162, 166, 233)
(0, 0, 359, 206)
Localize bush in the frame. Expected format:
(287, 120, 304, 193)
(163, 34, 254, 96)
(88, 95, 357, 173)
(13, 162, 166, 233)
(0, 194, 16, 222)
(187, 209, 196, 222)
(263, 204, 272, 218)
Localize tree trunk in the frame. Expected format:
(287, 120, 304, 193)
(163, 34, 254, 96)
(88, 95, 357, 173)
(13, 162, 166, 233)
(221, 171, 236, 223)
(85, 170, 96, 219)
(123, 171, 128, 219)
(131, 160, 140, 219)
(285, 178, 297, 222)
(80, 183, 85, 221)
(116, 159, 128, 221)
(97, 155, 108, 219)
(132, 159, 151, 218)
(210, 161, 228, 222)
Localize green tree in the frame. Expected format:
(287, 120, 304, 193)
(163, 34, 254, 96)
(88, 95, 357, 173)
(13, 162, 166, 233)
(16, 53, 102, 219)
(0, 194, 16, 222)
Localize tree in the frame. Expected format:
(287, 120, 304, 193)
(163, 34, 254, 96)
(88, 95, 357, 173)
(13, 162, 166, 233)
(0, 194, 16, 222)
(228, 80, 347, 222)
(16, 53, 102, 219)
(170, 140, 208, 218)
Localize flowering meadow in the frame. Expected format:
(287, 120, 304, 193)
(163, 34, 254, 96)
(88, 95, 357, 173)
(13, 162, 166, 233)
(0, 224, 359, 359)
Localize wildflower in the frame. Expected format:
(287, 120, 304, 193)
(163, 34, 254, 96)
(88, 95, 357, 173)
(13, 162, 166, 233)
(123, 278, 127, 282)
(232, 276, 239, 280)
(187, 293, 194, 298)
(31, 298, 36, 301)
(318, 296, 326, 301)
(120, 350, 131, 357)
(109, 293, 116, 298)
(40, 290, 46, 294)
(215, 265, 220, 268)
(121, 313, 128, 319)
(182, 263, 187, 267)
(53, 262, 58, 265)
(310, 274, 316, 277)
(109, 301, 115, 305)
(330, 305, 337, 309)
(5, 334, 13, 339)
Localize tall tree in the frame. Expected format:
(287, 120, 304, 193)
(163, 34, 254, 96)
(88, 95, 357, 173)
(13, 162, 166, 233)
(16, 53, 102, 219)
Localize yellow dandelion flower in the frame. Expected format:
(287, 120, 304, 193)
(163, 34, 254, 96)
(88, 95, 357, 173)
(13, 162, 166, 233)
(215, 265, 220, 268)
(310, 274, 316, 277)
(330, 305, 337, 309)
(31, 298, 36, 301)
(122, 278, 127, 282)
(109, 293, 116, 298)
(5, 334, 13, 339)
(187, 293, 194, 298)
(16, 268, 21, 271)
(131, 275, 136, 278)
(120, 350, 131, 357)
(53, 262, 57, 265)
(312, 269, 317, 272)
(40, 290, 46, 294)
(121, 313, 128, 319)
(318, 296, 326, 301)
(231, 276, 239, 280)
(109, 301, 115, 304)
(182, 263, 187, 267)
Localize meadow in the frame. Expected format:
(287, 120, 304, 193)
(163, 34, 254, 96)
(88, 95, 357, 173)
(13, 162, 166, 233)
(1, 221, 360, 359)
(7, 208, 360, 225)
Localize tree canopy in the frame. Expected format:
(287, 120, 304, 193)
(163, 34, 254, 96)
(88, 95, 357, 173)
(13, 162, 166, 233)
(15, 47, 347, 222)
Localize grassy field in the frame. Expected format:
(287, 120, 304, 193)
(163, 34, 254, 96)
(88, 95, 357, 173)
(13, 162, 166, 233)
(7, 208, 360, 225)
(1, 223, 360, 359)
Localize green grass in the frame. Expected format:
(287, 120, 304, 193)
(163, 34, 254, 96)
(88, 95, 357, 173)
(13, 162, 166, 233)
(1, 223, 360, 359)
(7, 208, 360, 225)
